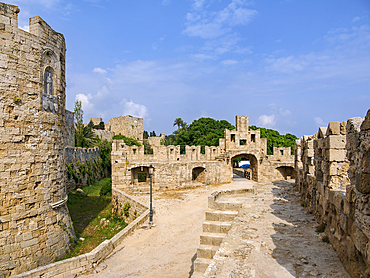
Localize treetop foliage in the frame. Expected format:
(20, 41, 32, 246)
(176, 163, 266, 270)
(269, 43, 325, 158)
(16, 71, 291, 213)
(173, 117, 235, 150)
(163, 116, 297, 155)
(249, 125, 297, 155)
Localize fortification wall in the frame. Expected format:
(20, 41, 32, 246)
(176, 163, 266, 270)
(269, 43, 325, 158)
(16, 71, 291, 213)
(93, 129, 114, 141)
(111, 121, 295, 190)
(64, 147, 102, 193)
(65, 110, 75, 147)
(0, 4, 74, 276)
(295, 109, 370, 277)
(108, 116, 143, 141)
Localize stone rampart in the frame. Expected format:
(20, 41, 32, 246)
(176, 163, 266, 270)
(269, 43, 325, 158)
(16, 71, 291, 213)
(65, 110, 75, 147)
(64, 147, 102, 193)
(0, 4, 74, 276)
(295, 109, 370, 277)
(111, 115, 295, 191)
(108, 116, 143, 141)
(93, 129, 114, 142)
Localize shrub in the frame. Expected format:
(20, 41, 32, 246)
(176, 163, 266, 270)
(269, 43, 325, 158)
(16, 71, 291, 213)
(123, 202, 130, 217)
(99, 179, 112, 196)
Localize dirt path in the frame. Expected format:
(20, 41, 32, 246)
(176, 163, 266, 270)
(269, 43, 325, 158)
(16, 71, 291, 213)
(80, 179, 251, 278)
(81, 179, 350, 278)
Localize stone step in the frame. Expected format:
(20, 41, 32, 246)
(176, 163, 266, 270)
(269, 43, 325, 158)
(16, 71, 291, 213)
(203, 221, 232, 234)
(200, 232, 226, 246)
(193, 257, 213, 273)
(197, 244, 219, 259)
(205, 210, 238, 222)
(211, 200, 243, 211)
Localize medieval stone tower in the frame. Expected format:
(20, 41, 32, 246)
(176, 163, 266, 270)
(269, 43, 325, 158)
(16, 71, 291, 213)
(0, 3, 74, 276)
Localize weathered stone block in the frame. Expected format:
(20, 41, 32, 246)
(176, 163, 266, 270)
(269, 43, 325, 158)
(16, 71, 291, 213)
(356, 172, 370, 194)
(340, 121, 347, 135)
(327, 149, 347, 162)
(361, 109, 370, 131)
(326, 122, 341, 136)
(327, 135, 346, 149)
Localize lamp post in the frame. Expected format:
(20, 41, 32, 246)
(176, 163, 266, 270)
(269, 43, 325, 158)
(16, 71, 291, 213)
(149, 165, 154, 225)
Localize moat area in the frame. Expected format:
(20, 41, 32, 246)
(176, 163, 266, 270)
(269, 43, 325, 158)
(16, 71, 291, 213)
(81, 177, 349, 278)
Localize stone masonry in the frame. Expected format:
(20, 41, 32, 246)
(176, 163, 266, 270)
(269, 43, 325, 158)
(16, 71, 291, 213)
(295, 109, 370, 277)
(108, 115, 143, 141)
(112, 115, 295, 191)
(0, 3, 74, 277)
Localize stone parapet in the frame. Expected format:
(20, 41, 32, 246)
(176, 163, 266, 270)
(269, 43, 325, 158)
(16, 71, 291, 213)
(295, 109, 370, 277)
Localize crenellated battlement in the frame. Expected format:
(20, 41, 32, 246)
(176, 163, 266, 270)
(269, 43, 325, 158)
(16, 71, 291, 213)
(111, 115, 295, 190)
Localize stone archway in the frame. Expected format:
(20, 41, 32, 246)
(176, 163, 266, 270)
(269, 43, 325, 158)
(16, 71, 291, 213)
(276, 166, 296, 180)
(231, 153, 258, 181)
(131, 166, 150, 185)
(192, 167, 206, 183)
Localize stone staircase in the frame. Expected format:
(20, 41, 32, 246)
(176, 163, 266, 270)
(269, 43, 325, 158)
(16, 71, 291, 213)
(192, 189, 252, 277)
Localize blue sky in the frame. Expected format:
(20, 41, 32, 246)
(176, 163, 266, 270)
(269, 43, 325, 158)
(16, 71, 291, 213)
(10, 0, 370, 137)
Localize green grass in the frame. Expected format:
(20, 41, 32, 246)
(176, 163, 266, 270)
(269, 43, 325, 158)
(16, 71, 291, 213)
(63, 178, 127, 259)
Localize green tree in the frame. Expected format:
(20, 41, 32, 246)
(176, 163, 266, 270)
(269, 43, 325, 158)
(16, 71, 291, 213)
(249, 125, 298, 155)
(143, 130, 149, 139)
(175, 117, 235, 153)
(74, 101, 96, 148)
(173, 118, 185, 132)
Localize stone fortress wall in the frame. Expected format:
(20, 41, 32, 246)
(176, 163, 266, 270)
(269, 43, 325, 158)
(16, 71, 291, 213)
(0, 3, 75, 277)
(112, 115, 295, 191)
(64, 147, 101, 193)
(295, 109, 370, 277)
(84, 116, 142, 142)
(65, 110, 75, 147)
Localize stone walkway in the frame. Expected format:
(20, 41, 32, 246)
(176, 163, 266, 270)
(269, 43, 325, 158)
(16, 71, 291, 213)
(80, 179, 350, 278)
(203, 180, 350, 278)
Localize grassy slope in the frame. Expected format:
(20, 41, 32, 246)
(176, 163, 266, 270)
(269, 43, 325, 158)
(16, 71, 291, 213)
(64, 178, 127, 259)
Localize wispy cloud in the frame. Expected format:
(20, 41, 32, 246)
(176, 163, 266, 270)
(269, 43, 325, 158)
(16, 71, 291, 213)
(220, 59, 238, 65)
(314, 117, 326, 127)
(257, 114, 276, 128)
(93, 67, 107, 74)
(183, 0, 257, 39)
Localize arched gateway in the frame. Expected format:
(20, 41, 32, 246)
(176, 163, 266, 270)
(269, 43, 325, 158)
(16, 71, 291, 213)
(112, 115, 295, 189)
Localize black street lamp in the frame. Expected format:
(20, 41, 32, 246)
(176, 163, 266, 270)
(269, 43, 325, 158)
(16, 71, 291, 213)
(149, 165, 154, 225)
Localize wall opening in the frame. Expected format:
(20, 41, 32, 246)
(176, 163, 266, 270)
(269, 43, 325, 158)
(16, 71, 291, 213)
(276, 166, 296, 180)
(251, 134, 256, 142)
(131, 166, 150, 185)
(192, 167, 206, 183)
(231, 153, 258, 181)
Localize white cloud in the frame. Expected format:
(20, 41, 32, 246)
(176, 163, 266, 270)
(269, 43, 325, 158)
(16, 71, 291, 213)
(183, 0, 257, 39)
(93, 67, 107, 74)
(221, 59, 238, 65)
(352, 16, 360, 22)
(121, 100, 149, 119)
(264, 55, 306, 73)
(257, 114, 276, 128)
(19, 25, 29, 32)
(314, 117, 326, 127)
(189, 53, 215, 60)
(75, 93, 93, 112)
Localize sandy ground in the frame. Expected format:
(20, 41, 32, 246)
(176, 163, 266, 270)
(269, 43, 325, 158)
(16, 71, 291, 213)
(80, 177, 350, 278)
(80, 179, 248, 278)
